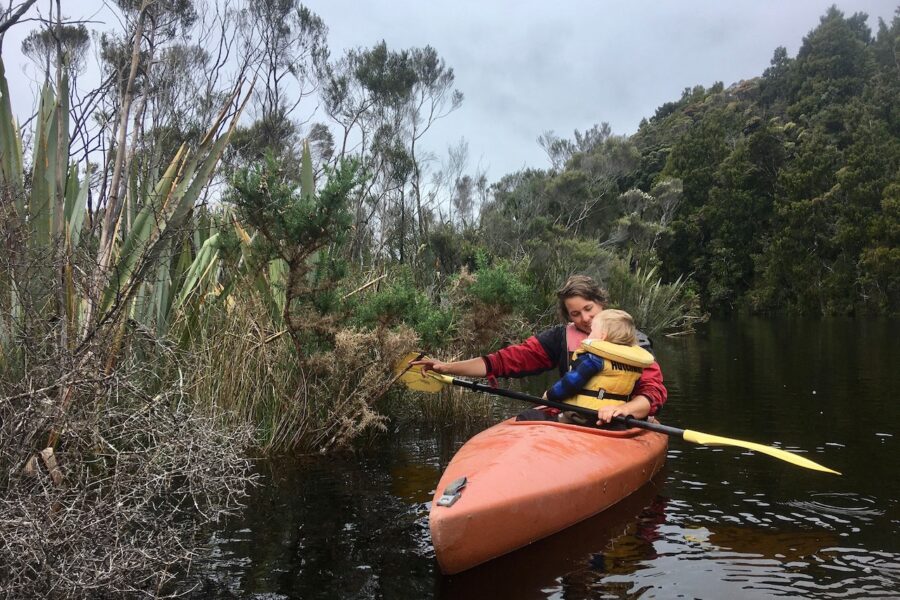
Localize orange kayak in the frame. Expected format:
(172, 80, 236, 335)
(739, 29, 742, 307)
(429, 417, 668, 574)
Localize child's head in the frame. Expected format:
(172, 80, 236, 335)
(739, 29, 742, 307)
(589, 309, 638, 346)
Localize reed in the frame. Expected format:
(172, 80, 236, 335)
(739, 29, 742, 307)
(403, 383, 498, 426)
(171, 287, 422, 452)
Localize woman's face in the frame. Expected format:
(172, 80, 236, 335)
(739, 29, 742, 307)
(564, 296, 603, 334)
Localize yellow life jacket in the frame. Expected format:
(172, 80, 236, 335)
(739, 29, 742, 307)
(565, 340, 655, 410)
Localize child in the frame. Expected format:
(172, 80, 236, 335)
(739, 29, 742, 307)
(544, 309, 655, 426)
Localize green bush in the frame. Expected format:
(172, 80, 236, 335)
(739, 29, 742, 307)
(417, 309, 456, 349)
(465, 252, 535, 314)
(347, 271, 459, 348)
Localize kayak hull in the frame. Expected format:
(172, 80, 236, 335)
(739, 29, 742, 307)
(429, 418, 668, 574)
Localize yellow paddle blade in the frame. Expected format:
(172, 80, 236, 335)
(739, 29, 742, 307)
(683, 429, 841, 475)
(393, 352, 453, 393)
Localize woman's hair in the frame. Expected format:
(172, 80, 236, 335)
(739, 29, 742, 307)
(593, 309, 637, 346)
(556, 275, 610, 322)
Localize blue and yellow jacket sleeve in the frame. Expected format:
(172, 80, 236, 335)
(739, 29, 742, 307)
(545, 353, 605, 403)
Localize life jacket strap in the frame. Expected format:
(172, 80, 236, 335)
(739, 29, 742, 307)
(576, 389, 631, 401)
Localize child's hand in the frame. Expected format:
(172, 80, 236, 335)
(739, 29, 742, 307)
(597, 405, 627, 425)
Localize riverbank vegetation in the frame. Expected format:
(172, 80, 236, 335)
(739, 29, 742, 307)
(0, 1, 897, 595)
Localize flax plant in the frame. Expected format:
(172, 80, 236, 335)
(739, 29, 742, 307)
(0, 52, 252, 380)
(0, 41, 262, 595)
(607, 265, 706, 337)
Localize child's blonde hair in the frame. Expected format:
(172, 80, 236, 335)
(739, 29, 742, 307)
(592, 309, 637, 346)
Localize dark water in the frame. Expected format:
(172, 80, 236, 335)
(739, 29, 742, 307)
(191, 318, 900, 599)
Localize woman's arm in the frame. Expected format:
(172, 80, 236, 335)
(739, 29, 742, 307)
(631, 361, 667, 416)
(415, 329, 562, 381)
(408, 356, 488, 377)
(484, 329, 562, 378)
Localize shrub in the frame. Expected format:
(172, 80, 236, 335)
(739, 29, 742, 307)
(606, 261, 706, 337)
(347, 270, 459, 349)
(0, 359, 254, 597)
(465, 252, 535, 314)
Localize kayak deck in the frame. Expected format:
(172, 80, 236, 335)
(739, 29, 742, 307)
(430, 418, 668, 574)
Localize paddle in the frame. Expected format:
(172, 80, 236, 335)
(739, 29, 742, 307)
(395, 352, 841, 475)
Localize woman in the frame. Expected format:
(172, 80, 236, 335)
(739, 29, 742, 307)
(411, 275, 667, 424)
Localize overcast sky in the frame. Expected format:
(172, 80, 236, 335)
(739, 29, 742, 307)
(3, 0, 898, 182)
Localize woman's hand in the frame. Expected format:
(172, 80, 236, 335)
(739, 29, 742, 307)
(409, 358, 449, 374)
(408, 357, 489, 378)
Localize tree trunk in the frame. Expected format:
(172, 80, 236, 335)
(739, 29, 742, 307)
(53, 0, 68, 353)
(86, 1, 148, 334)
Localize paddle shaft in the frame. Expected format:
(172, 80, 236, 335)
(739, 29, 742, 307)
(401, 360, 839, 474)
(447, 376, 686, 439)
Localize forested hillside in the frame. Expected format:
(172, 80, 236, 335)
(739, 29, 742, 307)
(488, 7, 899, 315)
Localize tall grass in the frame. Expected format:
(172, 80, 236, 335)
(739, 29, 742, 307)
(175, 288, 421, 452)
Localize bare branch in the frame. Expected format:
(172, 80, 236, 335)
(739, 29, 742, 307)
(0, 0, 38, 42)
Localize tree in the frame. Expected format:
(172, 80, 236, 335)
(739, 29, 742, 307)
(700, 124, 785, 309)
(0, 0, 38, 48)
(789, 7, 874, 121)
(606, 179, 683, 271)
(229, 147, 360, 355)
(479, 168, 550, 261)
(234, 0, 327, 161)
(658, 101, 743, 291)
(321, 41, 461, 268)
(21, 24, 90, 80)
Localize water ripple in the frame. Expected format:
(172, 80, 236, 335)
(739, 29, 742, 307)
(591, 524, 900, 599)
(786, 493, 884, 522)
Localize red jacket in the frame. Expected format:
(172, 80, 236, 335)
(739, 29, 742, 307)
(480, 324, 667, 416)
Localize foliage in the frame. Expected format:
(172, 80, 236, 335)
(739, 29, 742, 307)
(859, 183, 900, 309)
(345, 253, 538, 354)
(623, 6, 900, 315)
(423, 222, 481, 276)
(322, 39, 463, 268)
(173, 282, 419, 452)
(606, 262, 705, 338)
(229, 147, 360, 354)
(0, 26, 251, 595)
(464, 252, 534, 314)
(346, 269, 455, 348)
(21, 23, 90, 76)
